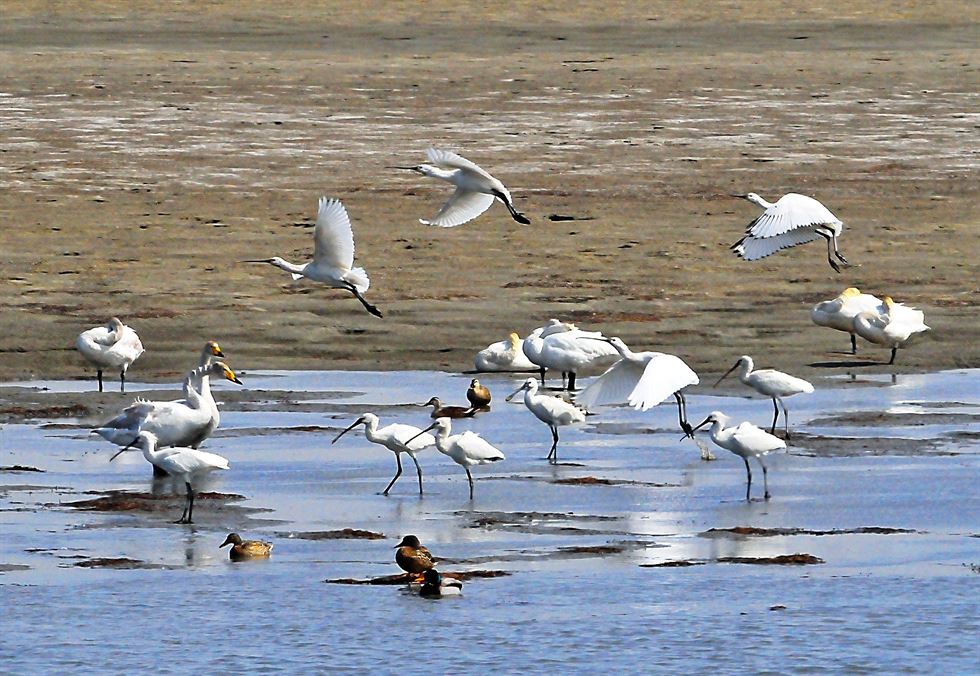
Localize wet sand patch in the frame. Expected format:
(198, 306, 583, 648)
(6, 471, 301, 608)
(701, 526, 916, 538)
(643, 553, 825, 567)
(325, 570, 510, 585)
(276, 528, 385, 541)
(789, 434, 947, 457)
(0, 563, 31, 573)
(71, 557, 169, 570)
(63, 490, 247, 512)
(0, 465, 44, 472)
(551, 475, 677, 487)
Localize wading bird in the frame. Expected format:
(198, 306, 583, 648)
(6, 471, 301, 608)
(422, 397, 476, 419)
(111, 430, 229, 524)
(521, 320, 574, 386)
(474, 332, 538, 373)
(851, 296, 930, 364)
(220, 533, 273, 561)
(691, 411, 786, 501)
(332, 413, 435, 496)
(506, 378, 586, 463)
(76, 317, 144, 393)
(466, 379, 492, 410)
(533, 326, 619, 391)
(731, 192, 849, 273)
(246, 197, 382, 317)
(419, 569, 463, 598)
(715, 355, 814, 438)
(408, 418, 505, 499)
(577, 337, 700, 437)
(811, 287, 883, 354)
(394, 535, 435, 577)
(399, 147, 529, 227)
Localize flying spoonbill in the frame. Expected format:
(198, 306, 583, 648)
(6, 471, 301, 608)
(394, 535, 435, 576)
(715, 355, 814, 438)
(408, 418, 505, 499)
(506, 378, 586, 463)
(466, 379, 492, 410)
(398, 147, 530, 227)
(811, 287, 883, 354)
(76, 317, 144, 393)
(851, 296, 929, 364)
(332, 413, 435, 495)
(111, 430, 229, 523)
(220, 533, 273, 560)
(474, 332, 538, 373)
(691, 412, 786, 501)
(246, 197, 382, 318)
(731, 192, 849, 272)
(577, 337, 700, 437)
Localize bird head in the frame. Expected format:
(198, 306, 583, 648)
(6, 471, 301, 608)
(109, 430, 156, 461)
(207, 341, 225, 358)
(470, 379, 481, 388)
(220, 533, 242, 548)
(841, 287, 862, 297)
(690, 411, 728, 434)
(331, 415, 370, 444)
(212, 362, 243, 385)
(714, 356, 750, 387)
(395, 535, 422, 549)
(422, 568, 441, 585)
(505, 378, 537, 401)
(422, 396, 440, 407)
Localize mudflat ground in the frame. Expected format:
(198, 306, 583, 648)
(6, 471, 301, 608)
(0, 1, 977, 383)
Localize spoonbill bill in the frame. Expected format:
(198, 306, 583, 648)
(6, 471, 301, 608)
(332, 413, 436, 496)
(506, 378, 586, 463)
(474, 332, 538, 372)
(577, 337, 700, 437)
(419, 569, 463, 598)
(247, 197, 382, 318)
(76, 317, 144, 393)
(408, 417, 505, 499)
(401, 147, 530, 227)
(111, 430, 229, 523)
(731, 193, 849, 273)
(422, 397, 476, 419)
(466, 379, 492, 410)
(811, 287, 883, 354)
(851, 297, 929, 364)
(220, 533, 273, 560)
(394, 535, 435, 576)
(691, 411, 786, 501)
(715, 355, 813, 438)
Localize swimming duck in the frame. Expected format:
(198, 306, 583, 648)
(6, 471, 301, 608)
(395, 535, 435, 576)
(418, 568, 462, 598)
(422, 396, 475, 419)
(220, 533, 273, 561)
(466, 378, 492, 410)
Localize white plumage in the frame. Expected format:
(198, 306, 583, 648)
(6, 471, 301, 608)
(250, 197, 382, 317)
(474, 332, 538, 372)
(691, 411, 786, 501)
(410, 148, 530, 227)
(409, 417, 505, 499)
(811, 287, 883, 354)
(731, 192, 849, 272)
(506, 378, 586, 463)
(76, 317, 144, 393)
(531, 326, 620, 391)
(332, 413, 436, 496)
(852, 296, 930, 364)
(715, 355, 814, 438)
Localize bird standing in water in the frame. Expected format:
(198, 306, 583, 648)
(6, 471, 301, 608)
(76, 317, 144, 393)
(691, 411, 786, 501)
(466, 379, 492, 411)
(715, 355, 813, 438)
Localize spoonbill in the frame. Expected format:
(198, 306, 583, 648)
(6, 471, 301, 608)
(466, 379, 492, 410)
(332, 413, 435, 496)
(852, 296, 929, 364)
(246, 197, 382, 318)
(110, 430, 229, 523)
(577, 337, 700, 437)
(220, 533, 273, 560)
(521, 320, 574, 385)
(394, 535, 435, 576)
(422, 397, 475, 419)
(731, 193, 849, 273)
(419, 569, 463, 598)
(811, 287, 883, 354)
(474, 332, 538, 373)
(715, 355, 814, 438)
(76, 317, 144, 393)
(691, 411, 786, 501)
(533, 326, 619, 391)
(400, 147, 530, 227)
(408, 417, 505, 499)
(506, 378, 586, 463)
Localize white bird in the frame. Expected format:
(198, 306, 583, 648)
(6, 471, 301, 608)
(715, 355, 814, 438)
(408, 417, 505, 499)
(731, 192, 850, 273)
(533, 327, 620, 391)
(811, 287, 883, 354)
(521, 320, 575, 385)
(576, 336, 700, 437)
(247, 197, 382, 317)
(94, 362, 243, 452)
(474, 332, 538, 373)
(110, 430, 229, 523)
(400, 147, 530, 227)
(76, 317, 145, 393)
(691, 411, 786, 501)
(331, 413, 436, 496)
(852, 296, 930, 364)
(506, 378, 586, 463)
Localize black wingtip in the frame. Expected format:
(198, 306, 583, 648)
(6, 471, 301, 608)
(513, 213, 531, 225)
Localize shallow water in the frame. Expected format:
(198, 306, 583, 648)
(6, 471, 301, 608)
(1, 369, 978, 672)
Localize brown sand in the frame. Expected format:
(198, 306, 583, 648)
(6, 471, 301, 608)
(1, 2, 977, 384)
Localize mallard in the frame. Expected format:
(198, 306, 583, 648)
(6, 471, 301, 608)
(220, 533, 273, 560)
(395, 535, 435, 576)
(419, 569, 462, 598)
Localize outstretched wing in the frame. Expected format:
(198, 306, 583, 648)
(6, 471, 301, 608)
(628, 354, 699, 411)
(313, 197, 356, 270)
(420, 187, 494, 227)
(732, 229, 821, 261)
(744, 193, 841, 238)
(426, 147, 495, 181)
(577, 359, 642, 410)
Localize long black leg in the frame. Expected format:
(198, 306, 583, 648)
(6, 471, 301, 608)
(850, 333, 858, 354)
(97, 369, 104, 393)
(832, 232, 849, 265)
(770, 398, 779, 435)
(343, 282, 383, 318)
(465, 468, 474, 500)
(743, 457, 753, 501)
(409, 454, 424, 496)
(120, 370, 126, 393)
(675, 392, 693, 437)
(778, 398, 791, 439)
(548, 426, 559, 463)
(383, 453, 404, 496)
(759, 458, 770, 500)
(492, 189, 531, 225)
(186, 483, 195, 524)
(888, 347, 897, 365)
(821, 232, 841, 273)
(538, 365, 547, 386)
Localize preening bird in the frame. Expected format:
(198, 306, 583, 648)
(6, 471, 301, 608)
(76, 317, 144, 393)
(691, 411, 786, 501)
(506, 378, 586, 463)
(731, 192, 849, 272)
(474, 332, 538, 373)
(246, 197, 382, 317)
(408, 417, 505, 499)
(394, 535, 436, 577)
(400, 147, 530, 227)
(466, 379, 492, 410)
(715, 355, 814, 438)
(331, 413, 435, 495)
(110, 430, 229, 523)
(576, 337, 700, 437)
(220, 533, 273, 560)
(851, 296, 930, 364)
(811, 287, 883, 354)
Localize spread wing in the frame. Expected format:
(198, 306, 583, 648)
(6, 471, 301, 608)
(313, 197, 356, 270)
(732, 229, 821, 261)
(426, 147, 495, 181)
(577, 359, 641, 410)
(420, 188, 494, 227)
(627, 354, 700, 411)
(744, 193, 841, 238)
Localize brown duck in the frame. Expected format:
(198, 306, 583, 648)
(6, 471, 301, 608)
(395, 535, 435, 577)
(423, 396, 475, 419)
(466, 378, 492, 410)
(220, 533, 273, 561)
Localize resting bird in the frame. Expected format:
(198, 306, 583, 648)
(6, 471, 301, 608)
(474, 332, 538, 373)
(466, 379, 492, 411)
(811, 287, 883, 354)
(422, 396, 475, 419)
(851, 296, 930, 364)
(731, 192, 849, 272)
(76, 317, 144, 393)
(418, 569, 463, 598)
(394, 535, 435, 577)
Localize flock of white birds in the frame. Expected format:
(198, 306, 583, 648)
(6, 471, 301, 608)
(73, 147, 931, 521)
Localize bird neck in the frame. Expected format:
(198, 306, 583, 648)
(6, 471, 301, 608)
(270, 258, 306, 276)
(746, 194, 774, 209)
(738, 359, 753, 381)
(362, 420, 379, 439)
(418, 164, 456, 181)
(140, 438, 160, 464)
